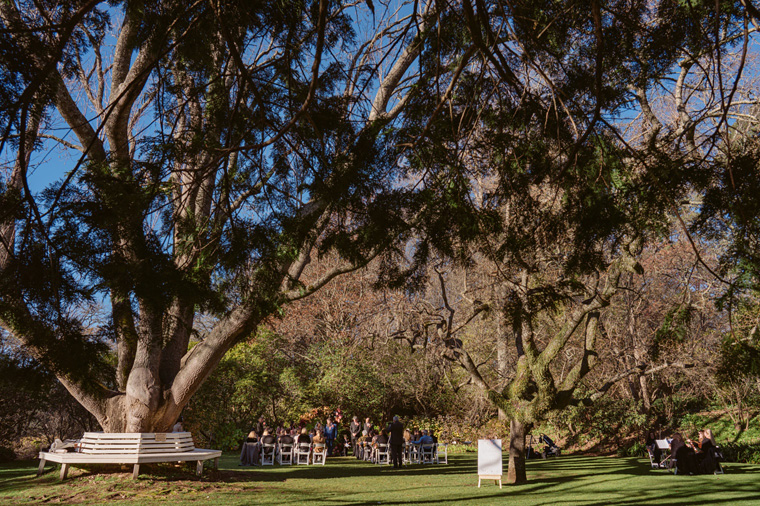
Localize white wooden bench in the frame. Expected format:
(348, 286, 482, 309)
(37, 432, 221, 480)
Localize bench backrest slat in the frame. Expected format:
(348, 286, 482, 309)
(78, 432, 196, 454)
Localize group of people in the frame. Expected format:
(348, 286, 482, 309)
(241, 413, 439, 469)
(349, 415, 438, 468)
(241, 415, 343, 465)
(645, 428, 721, 475)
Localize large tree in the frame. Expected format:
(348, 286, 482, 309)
(0, 0, 449, 432)
(380, 0, 757, 483)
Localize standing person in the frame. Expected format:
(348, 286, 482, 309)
(325, 418, 338, 455)
(364, 417, 372, 434)
(388, 415, 405, 469)
(350, 416, 361, 451)
(255, 415, 265, 435)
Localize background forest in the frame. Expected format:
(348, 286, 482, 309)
(3, 0, 760, 485)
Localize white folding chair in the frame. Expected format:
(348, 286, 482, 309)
(437, 443, 448, 464)
(409, 443, 421, 464)
(646, 446, 659, 469)
(312, 443, 327, 465)
(420, 444, 435, 464)
(376, 444, 390, 465)
(278, 443, 293, 465)
(295, 443, 311, 465)
(260, 443, 276, 466)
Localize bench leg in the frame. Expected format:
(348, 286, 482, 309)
(60, 463, 69, 481)
(214, 457, 219, 469)
(132, 464, 140, 479)
(196, 461, 204, 476)
(37, 458, 46, 476)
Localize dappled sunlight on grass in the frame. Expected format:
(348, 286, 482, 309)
(1, 453, 758, 505)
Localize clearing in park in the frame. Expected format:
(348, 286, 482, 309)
(1, 453, 759, 505)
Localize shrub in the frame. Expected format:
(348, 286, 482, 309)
(619, 441, 647, 458)
(719, 441, 760, 464)
(0, 446, 15, 463)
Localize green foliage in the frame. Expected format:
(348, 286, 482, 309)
(715, 303, 760, 386)
(557, 397, 649, 449)
(185, 330, 297, 448)
(720, 441, 760, 464)
(620, 441, 647, 458)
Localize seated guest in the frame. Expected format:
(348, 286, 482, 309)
(261, 429, 277, 445)
(412, 429, 434, 445)
(279, 431, 294, 446)
(357, 430, 370, 459)
(375, 429, 389, 447)
(429, 430, 438, 444)
(403, 429, 412, 443)
(341, 434, 351, 456)
(313, 430, 326, 452)
(240, 432, 260, 466)
(297, 428, 311, 446)
(645, 431, 661, 463)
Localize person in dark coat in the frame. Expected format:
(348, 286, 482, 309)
(694, 428, 719, 474)
(670, 433, 695, 474)
(350, 416, 361, 450)
(388, 415, 405, 468)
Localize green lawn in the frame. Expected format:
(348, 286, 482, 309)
(0, 453, 758, 505)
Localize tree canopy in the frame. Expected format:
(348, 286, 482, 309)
(3, 0, 760, 486)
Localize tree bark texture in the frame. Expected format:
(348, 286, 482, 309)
(507, 419, 528, 484)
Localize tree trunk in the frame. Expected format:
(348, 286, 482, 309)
(496, 326, 509, 421)
(639, 373, 651, 413)
(507, 419, 528, 484)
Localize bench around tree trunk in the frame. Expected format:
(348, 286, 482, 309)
(37, 432, 222, 480)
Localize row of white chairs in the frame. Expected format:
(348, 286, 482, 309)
(356, 442, 447, 465)
(405, 443, 447, 465)
(258, 442, 327, 466)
